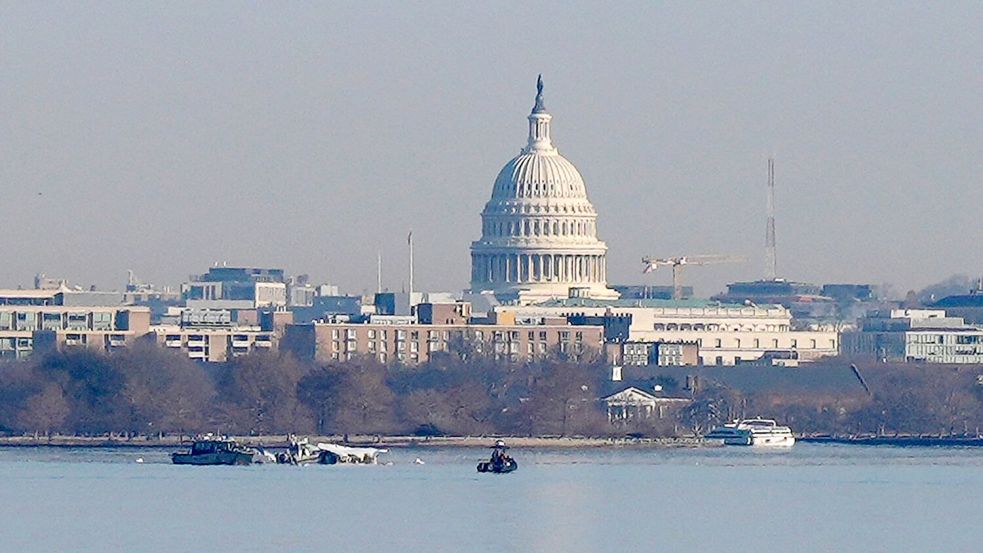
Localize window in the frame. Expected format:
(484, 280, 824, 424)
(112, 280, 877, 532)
(368, 329, 376, 339)
(92, 312, 112, 331)
(42, 312, 62, 331)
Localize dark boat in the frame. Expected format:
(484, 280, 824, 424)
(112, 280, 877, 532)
(477, 440, 518, 473)
(172, 437, 256, 466)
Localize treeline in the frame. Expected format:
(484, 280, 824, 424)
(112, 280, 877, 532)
(0, 345, 611, 437)
(3, 346, 983, 438)
(672, 362, 983, 436)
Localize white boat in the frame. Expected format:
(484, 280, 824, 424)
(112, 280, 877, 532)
(705, 418, 795, 447)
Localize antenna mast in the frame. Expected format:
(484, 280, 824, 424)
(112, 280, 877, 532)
(765, 158, 777, 281)
(377, 252, 383, 293)
(407, 231, 414, 300)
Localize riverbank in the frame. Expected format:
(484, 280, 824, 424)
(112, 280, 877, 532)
(800, 435, 983, 447)
(0, 434, 712, 449)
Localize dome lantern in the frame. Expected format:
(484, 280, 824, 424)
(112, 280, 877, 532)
(524, 75, 555, 154)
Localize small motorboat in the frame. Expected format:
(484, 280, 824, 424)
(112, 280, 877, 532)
(477, 440, 518, 474)
(171, 436, 257, 466)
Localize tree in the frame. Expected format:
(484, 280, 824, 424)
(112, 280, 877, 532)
(297, 367, 342, 435)
(113, 344, 214, 434)
(214, 352, 313, 435)
(515, 359, 606, 436)
(19, 383, 70, 435)
(321, 358, 397, 435)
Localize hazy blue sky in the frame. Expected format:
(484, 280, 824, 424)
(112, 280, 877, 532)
(2, 2, 981, 296)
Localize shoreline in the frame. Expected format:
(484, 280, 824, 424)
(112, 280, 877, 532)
(6, 434, 983, 449)
(0, 434, 712, 449)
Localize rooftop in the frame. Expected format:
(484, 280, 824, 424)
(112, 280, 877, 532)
(530, 297, 781, 310)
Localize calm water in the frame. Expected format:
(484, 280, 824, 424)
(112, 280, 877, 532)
(1, 444, 981, 553)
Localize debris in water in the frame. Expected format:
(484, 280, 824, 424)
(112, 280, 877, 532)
(414, 458, 425, 465)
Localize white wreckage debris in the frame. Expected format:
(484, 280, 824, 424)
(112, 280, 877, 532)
(276, 437, 388, 465)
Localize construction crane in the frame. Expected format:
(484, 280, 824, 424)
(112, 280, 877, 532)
(641, 255, 745, 300)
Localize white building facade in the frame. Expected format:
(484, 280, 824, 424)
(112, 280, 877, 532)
(501, 298, 839, 365)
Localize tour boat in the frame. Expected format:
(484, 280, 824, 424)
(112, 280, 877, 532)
(705, 418, 795, 447)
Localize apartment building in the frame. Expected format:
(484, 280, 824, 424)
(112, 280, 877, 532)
(282, 311, 604, 365)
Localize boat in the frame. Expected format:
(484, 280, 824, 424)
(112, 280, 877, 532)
(705, 418, 795, 447)
(171, 436, 259, 465)
(477, 440, 518, 473)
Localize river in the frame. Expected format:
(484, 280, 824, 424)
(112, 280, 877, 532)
(1, 443, 980, 552)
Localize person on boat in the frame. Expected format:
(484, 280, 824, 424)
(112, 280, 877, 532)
(490, 440, 509, 466)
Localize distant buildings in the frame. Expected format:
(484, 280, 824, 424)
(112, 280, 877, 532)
(0, 288, 150, 359)
(842, 309, 983, 363)
(715, 279, 880, 325)
(932, 290, 983, 325)
(502, 297, 839, 366)
(282, 301, 604, 365)
(182, 266, 287, 311)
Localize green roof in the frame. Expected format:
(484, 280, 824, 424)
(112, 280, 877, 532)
(532, 297, 770, 309)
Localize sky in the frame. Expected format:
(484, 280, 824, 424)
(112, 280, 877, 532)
(2, 2, 982, 296)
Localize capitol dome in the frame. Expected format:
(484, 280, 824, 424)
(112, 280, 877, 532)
(469, 76, 618, 303)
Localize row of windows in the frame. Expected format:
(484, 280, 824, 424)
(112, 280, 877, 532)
(698, 337, 833, 350)
(0, 311, 114, 332)
(482, 218, 595, 238)
(328, 328, 587, 343)
(654, 323, 790, 332)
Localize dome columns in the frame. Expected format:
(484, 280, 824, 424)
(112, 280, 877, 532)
(470, 252, 606, 286)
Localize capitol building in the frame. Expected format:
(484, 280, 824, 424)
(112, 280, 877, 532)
(470, 77, 619, 304)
